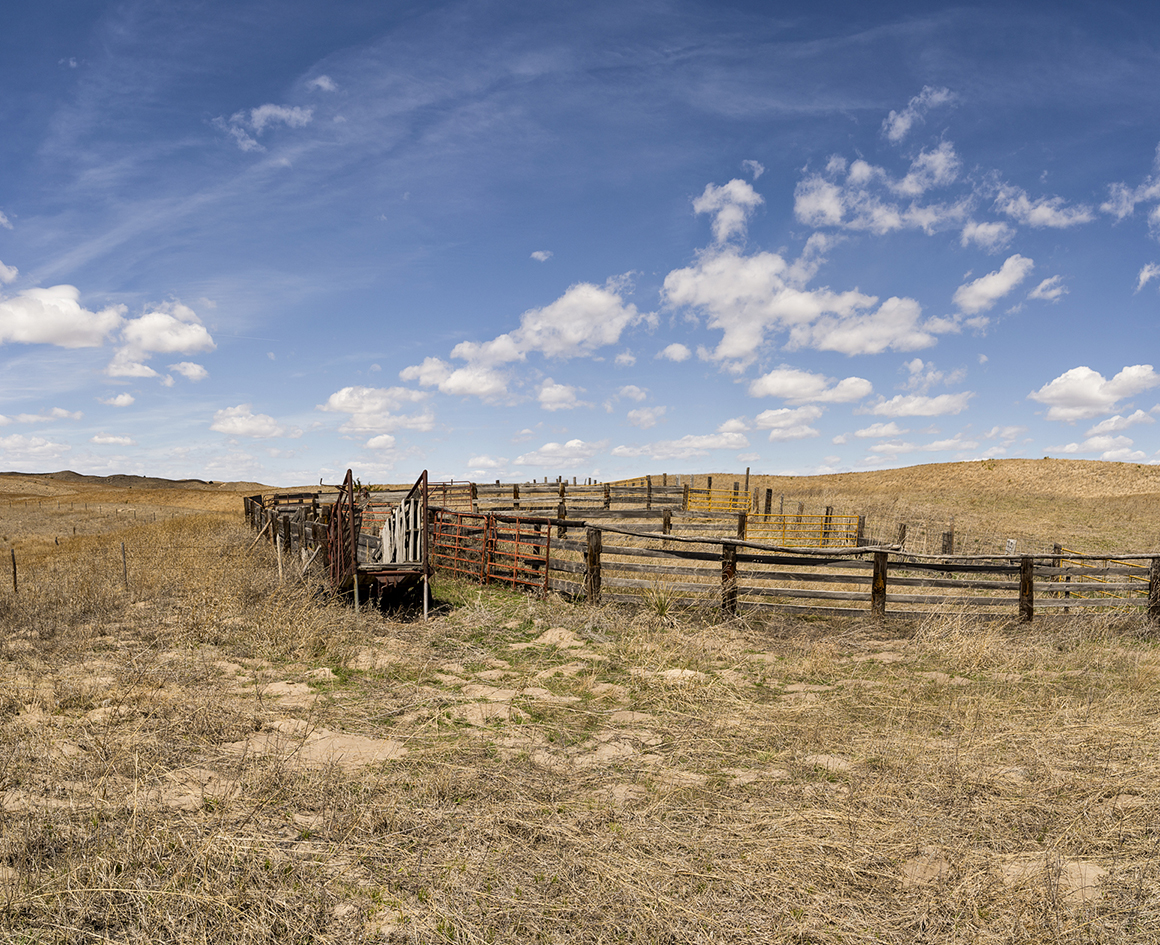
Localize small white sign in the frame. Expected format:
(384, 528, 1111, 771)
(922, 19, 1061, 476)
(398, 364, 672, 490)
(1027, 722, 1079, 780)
(1005, 538, 1017, 555)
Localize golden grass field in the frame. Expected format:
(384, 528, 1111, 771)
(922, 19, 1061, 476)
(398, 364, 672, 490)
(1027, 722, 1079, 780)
(1, 460, 1159, 942)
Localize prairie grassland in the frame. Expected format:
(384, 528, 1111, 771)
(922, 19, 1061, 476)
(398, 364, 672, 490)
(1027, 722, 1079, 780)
(3, 501, 1160, 943)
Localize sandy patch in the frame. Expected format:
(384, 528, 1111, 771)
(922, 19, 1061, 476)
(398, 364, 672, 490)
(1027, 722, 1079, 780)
(454, 702, 523, 725)
(609, 783, 647, 803)
(510, 627, 587, 650)
(256, 681, 317, 707)
(521, 687, 581, 703)
(575, 741, 636, 767)
(804, 753, 852, 775)
(225, 719, 406, 769)
(157, 767, 241, 811)
(474, 669, 510, 681)
(534, 661, 590, 679)
(589, 682, 628, 700)
(901, 847, 952, 887)
(461, 684, 518, 701)
(306, 667, 337, 682)
(999, 857, 1106, 904)
(608, 710, 654, 724)
(726, 766, 790, 786)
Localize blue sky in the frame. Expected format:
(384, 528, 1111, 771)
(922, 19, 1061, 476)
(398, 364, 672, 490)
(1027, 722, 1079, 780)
(2, 1, 1160, 485)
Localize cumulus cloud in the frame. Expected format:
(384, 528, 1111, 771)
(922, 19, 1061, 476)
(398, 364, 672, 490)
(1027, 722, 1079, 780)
(692, 179, 764, 243)
(854, 421, 908, 438)
(538, 378, 588, 411)
(0, 434, 70, 461)
(7, 407, 83, 424)
(0, 259, 17, 284)
(1027, 276, 1067, 303)
(868, 392, 974, 416)
(515, 438, 606, 466)
(627, 406, 666, 429)
(365, 434, 396, 450)
(402, 277, 649, 400)
(754, 405, 823, 441)
(868, 432, 979, 456)
(467, 454, 507, 469)
(0, 285, 124, 347)
(1136, 263, 1160, 292)
(748, 366, 872, 404)
(1101, 147, 1160, 227)
(0, 210, 11, 229)
(794, 144, 969, 236)
(214, 103, 313, 151)
(991, 183, 1094, 228)
(99, 393, 135, 407)
(665, 245, 940, 368)
(742, 159, 765, 179)
(952, 254, 1034, 314)
(881, 86, 955, 143)
(168, 361, 208, 381)
(317, 385, 433, 433)
(657, 343, 691, 362)
(307, 75, 337, 91)
(618, 385, 648, 402)
(211, 404, 299, 439)
(106, 301, 215, 378)
(901, 358, 965, 394)
(611, 432, 749, 461)
(614, 351, 636, 366)
(1052, 434, 1145, 461)
(960, 220, 1014, 252)
(1086, 410, 1154, 435)
(90, 434, 135, 446)
(531, 250, 553, 262)
(1029, 364, 1160, 421)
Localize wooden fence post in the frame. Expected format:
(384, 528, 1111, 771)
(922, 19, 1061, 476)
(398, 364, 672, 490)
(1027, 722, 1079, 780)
(513, 483, 520, 511)
(721, 542, 738, 616)
(604, 483, 611, 510)
(1019, 556, 1034, 623)
(823, 505, 833, 545)
(871, 551, 887, 618)
(1148, 557, 1160, 625)
(856, 515, 865, 546)
(737, 511, 747, 540)
(557, 501, 567, 538)
(764, 489, 773, 517)
(662, 509, 672, 535)
(682, 483, 689, 511)
(470, 482, 478, 513)
(941, 530, 955, 555)
(646, 476, 652, 510)
(732, 481, 739, 510)
(585, 528, 602, 604)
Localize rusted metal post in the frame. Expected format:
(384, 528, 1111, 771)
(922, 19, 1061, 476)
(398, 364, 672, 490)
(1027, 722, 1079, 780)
(585, 527, 602, 604)
(721, 542, 738, 616)
(871, 551, 887, 618)
(1019, 556, 1034, 623)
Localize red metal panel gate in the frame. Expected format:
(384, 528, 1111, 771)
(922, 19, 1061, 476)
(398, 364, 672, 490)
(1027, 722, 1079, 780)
(430, 510, 551, 593)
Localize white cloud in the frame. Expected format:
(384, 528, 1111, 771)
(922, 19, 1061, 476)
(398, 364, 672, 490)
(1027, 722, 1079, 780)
(657, 343, 691, 362)
(1029, 365, 1160, 421)
(868, 392, 974, 417)
(881, 86, 954, 143)
(107, 301, 215, 378)
(618, 385, 648, 402)
(742, 159, 765, 179)
(0, 434, 70, 461)
(0, 285, 124, 348)
(960, 220, 1014, 252)
(0, 259, 17, 284)
(467, 454, 507, 469)
(627, 406, 666, 429)
(214, 103, 313, 151)
(953, 254, 1034, 314)
(665, 246, 940, 367)
(1100, 164, 1160, 223)
(1027, 276, 1067, 303)
(318, 385, 433, 432)
(614, 350, 636, 366)
(992, 184, 1094, 228)
(99, 393, 135, 407)
(538, 378, 587, 411)
(1053, 434, 1144, 461)
(1136, 263, 1160, 292)
(794, 145, 969, 236)
(1086, 410, 1154, 435)
(754, 405, 823, 441)
(717, 417, 749, 434)
(10, 407, 82, 423)
(531, 250, 553, 262)
(90, 434, 135, 446)
(854, 421, 908, 438)
(611, 432, 749, 461)
(748, 366, 872, 404)
(868, 432, 979, 456)
(211, 404, 298, 439)
(692, 179, 764, 244)
(515, 438, 606, 466)
(0, 210, 11, 229)
(168, 361, 209, 381)
(404, 277, 649, 400)
(365, 434, 396, 450)
(901, 358, 965, 394)
(308, 75, 337, 91)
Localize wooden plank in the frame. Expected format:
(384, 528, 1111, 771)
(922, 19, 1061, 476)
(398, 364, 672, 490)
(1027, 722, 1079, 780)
(547, 577, 583, 594)
(1038, 597, 1147, 610)
(599, 543, 722, 563)
(604, 576, 720, 595)
(736, 554, 874, 569)
(737, 585, 871, 602)
(600, 560, 717, 578)
(1035, 566, 1149, 578)
(737, 569, 874, 586)
(886, 592, 1015, 607)
(546, 559, 586, 574)
(886, 574, 1020, 591)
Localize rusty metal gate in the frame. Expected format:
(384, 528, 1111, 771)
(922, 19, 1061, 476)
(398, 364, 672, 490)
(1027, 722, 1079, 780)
(430, 509, 551, 592)
(328, 468, 360, 589)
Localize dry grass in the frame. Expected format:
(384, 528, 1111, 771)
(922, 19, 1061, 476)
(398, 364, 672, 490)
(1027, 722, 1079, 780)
(3, 465, 1160, 941)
